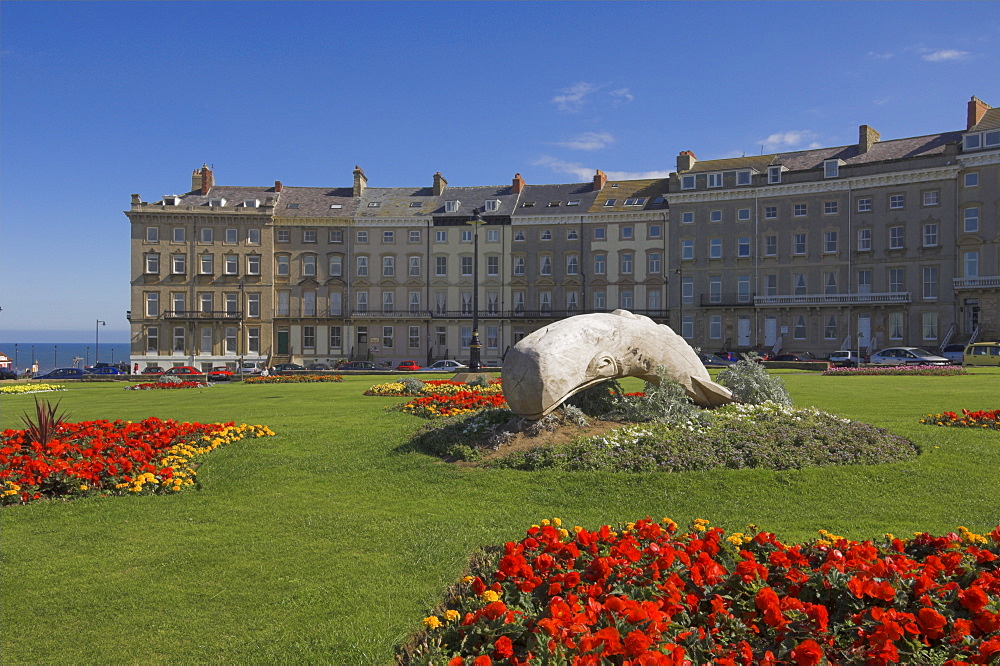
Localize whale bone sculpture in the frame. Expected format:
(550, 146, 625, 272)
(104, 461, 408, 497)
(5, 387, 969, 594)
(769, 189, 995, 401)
(502, 310, 733, 420)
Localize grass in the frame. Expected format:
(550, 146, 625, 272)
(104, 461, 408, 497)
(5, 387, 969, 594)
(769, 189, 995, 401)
(2, 370, 999, 664)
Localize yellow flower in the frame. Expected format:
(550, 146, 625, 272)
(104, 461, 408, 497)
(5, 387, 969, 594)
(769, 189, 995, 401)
(481, 590, 501, 602)
(422, 615, 442, 629)
(79, 485, 89, 491)
(443, 609, 460, 622)
(540, 519, 550, 526)
(573, 525, 584, 534)
(551, 517, 562, 527)
(558, 528, 569, 539)
(461, 576, 474, 584)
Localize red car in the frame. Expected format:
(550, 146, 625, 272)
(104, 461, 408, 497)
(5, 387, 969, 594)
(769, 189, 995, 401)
(396, 360, 421, 371)
(162, 366, 202, 376)
(207, 366, 235, 381)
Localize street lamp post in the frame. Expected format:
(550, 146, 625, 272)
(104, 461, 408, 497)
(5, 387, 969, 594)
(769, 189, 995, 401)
(96, 320, 106, 365)
(466, 209, 485, 372)
(675, 267, 684, 337)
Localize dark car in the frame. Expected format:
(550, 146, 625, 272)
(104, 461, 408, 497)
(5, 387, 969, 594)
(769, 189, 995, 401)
(338, 361, 380, 371)
(307, 363, 331, 371)
(0, 367, 18, 380)
(141, 366, 165, 375)
(396, 360, 421, 371)
(162, 366, 202, 376)
(772, 353, 821, 363)
(699, 352, 735, 368)
(34, 368, 86, 380)
(714, 351, 741, 363)
(88, 366, 126, 376)
(272, 363, 306, 373)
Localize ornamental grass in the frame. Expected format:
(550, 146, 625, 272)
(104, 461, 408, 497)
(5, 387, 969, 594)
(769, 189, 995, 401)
(400, 518, 1000, 665)
(1, 417, 274, 505)
(244, 374, 344, 384)
(824, 365, 967, 376)
(0, 384, 66, 395)
(920, 409, 1000, 430)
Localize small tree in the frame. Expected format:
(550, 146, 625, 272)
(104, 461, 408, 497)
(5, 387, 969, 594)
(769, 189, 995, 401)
(717, 353, 792, 406)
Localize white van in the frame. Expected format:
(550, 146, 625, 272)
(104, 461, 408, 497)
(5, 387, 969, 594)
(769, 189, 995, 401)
(239, 361, 266, 375)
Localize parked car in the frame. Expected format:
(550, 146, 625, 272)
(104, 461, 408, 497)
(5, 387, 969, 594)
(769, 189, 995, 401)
(307, 363, 331, 371)
(962, 342, 1000, 367)
(272, 363, 306, 373)
(88, 366, 126, 376)
(828, 350, 863, 367)
(34, 368, 86, 380)
(208, 366, 235, 381)
(141, 366, 165, 375)
(239, 362, 266, 375)
(338, 361, 380, 371)
(699, 352, 735, 367)
(772, 353, 821, 363)
(422, 360, 468, 371)
(869, 347, 950, 366)
(162, 366, 202, 376)
(714, 351, 741, 363)
(396, 360, 421, 371)
(940, 343, 967, 365)
(0, 367, 18, 380)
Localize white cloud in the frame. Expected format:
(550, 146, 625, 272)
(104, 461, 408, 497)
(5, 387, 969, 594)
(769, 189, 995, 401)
(609, 88, 634, 104)
(922, 49, 970, 62)
(532, 156, 671, 181)
(554, 132, 615, 151)
(867, 50, 894, 59)
(551, 82, 599, 112)
(758, 130, 819, 151)
(873, 96, 892, 106)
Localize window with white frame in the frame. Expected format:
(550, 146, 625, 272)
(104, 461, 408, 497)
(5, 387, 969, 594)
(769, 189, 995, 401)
(794, 273, 807, 295)
(922, 312, 938, 341)
(824, 231, 838, 253)
(764, 206, 777, 219)
(889, 312, 904, 340)
(793, 233, 807, 255)
(382, 291, 394, 313)
(681, 240, 694, 260)
(648, 252, 661, 273)
(224, 254, 238, 275)
(593, 227, 606, 240)
(248, 229, 260, 245)
(566, 291, 579, 312)
(681, 175, 696, 190)
(709, 315, 723, 339)
(247, 255, 261, 275)
(858, 270, 872, 294)
(710, 210, 722, 223)
(737, 237, 751, 258)
(434, 292, 447, 314)
(964, 207, 979, 233)
(382, 230, 394, 244)
(857, 198, 872, 213)
(145, 253, 160, 274)
(682, 277, 694, 304)
(681, 211, 694, 224)
(537, 229, 552, 241)
(301, 326, 315, 349)
(173, 327, 185, 352)
(487, 291, 499, 314)
(330, 326, 342, 349)
(328, 255, 343, 277)
(620, 253, 633, 274)
(709, 276, 722, 303)
(356, 291, 368, 312)
(353, 255, 369, 277)
(145, 292, 159, 317)
(302, 255, 316, 277)
(793, 315, 807, 340)
(197, 254, 211, 275)
(513, 230, 524, 242)
(408, 256, 420, 277)
(889, 226, 905, 249)
(173, 227, 185, 243)
(566, 254, 579, 275)
(619, 290, 633, 309)
(793, 203, 807, 217)
(356, 230, 368, 243)
(737, 170, 752, 186)
(445, 200, 460, 213)
(964, 251, 979, 277)
(824, 160, 840, 178)
(328, 229, 343, 244)
(707, 173, 723, 188)
(303, 230, 317, 243)
(487, 325, 499, 350)
(486, 229, 499, 242)
(709, 238, 722, 259)
(409, 291, 420, 313)
(620, 226, 634, 240)
(594, 254, 606, 274)
(825, 315, 838, 340)
(247, 293, 260, 318)
(889, 268, 905, 293)
(435, 256, 447, 276)
(461, 230, 473, 243)
(965, 172, 979, 188)
(408, 229, 420, 243)
(648, 224, 661, 239)
(738, 275, 750, 303)
(923, 267, 938, 299)
(408, 326, 420, 349)
(460, 256, 473, 276)
(513, 255, 525, 276)
(767, 166, 782, 184)
(200, 293, 212, 312)
(146, 227, 159, 242)
(276, 255, 290, 276)
(329, 291, 342, 316)
(566, 228, 579, 241)
(825, 273, 837, 295)
(889, 194, 904, 210)
(593, 291, 605, 310)
(764, 274, 777, 296)
(764, 235, 777, 256)
(228, 228, 241, 244)
(382, 256, 395, 277)
(737, 208, 750, 221)
(487, 255, 499, 276)
(539, 291, 551, 313)
(923, 191, 940, 207)
(857, 228, 872, 251)
(824, 201, 838, 215)
(681, 316, 694, 339)
(225, 327, 237, 354)
(224, 294, 238, 315)
(540, 255, 552, 276)
(172, 254, 186, 274)
(484, 199, 501, 212)
(146, 326, 159, 353)
(246, 327, 260, 354)
(200, 227, 213, 243)
(513, 291, 525, 313)
(461, 326, 471, 348)
(277, 291, 290, 316)
(647, 289, 661, 310)
(460, 293, 472, 315)
(923, 223, 938, 247)
(436, 230, 447, 243)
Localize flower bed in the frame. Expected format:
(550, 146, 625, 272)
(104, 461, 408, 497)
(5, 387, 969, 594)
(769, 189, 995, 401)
(0, 384, 66, 395)
(824, 365, 967, 376)
(1, 418, 274, 505)
(366, 379, 502, 397)
(244, 374, 343, 384)
(400, 518, 1000, 665)
(399, 392, 508, 419)
(124, 381, 207, 390)
(920, 409, 1000, 430)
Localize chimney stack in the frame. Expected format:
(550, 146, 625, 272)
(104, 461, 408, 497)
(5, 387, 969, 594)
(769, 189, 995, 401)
(433, 171, 448, 196)
(353, 166, 367, 197)
(676, 151, 697, 173)
(511, 172, 525, 194)
(968, 96, 990, 130)
(274, 180, 283, 193)
(859, 125, 880, 153)
(593, 169, 607, 191)
(198, 165, 213, 195)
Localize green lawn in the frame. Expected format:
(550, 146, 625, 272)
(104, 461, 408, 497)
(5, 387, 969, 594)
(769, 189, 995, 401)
(2, 371, 999, 664)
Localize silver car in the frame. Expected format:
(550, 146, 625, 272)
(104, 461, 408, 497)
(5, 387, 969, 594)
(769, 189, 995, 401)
(869, 347, 950, 366)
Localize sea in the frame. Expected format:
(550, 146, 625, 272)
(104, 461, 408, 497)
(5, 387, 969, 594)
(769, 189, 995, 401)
(0, 342, 132, 375)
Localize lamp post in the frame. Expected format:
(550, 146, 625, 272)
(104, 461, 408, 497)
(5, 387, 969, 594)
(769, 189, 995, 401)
(675, 267, 684, 337)
(53, 345, 57, 371)
(96, 320, 106, 365)
(466, 209, 485, 372)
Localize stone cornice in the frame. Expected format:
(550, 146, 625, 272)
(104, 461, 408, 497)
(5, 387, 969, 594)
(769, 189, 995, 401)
(957, 149, 1000, 168)
(512, 211, 668, 225)
(666, 165, 962, 204)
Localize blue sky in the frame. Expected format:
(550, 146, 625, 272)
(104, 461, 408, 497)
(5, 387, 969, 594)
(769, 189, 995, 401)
(1, 1, 997, 342)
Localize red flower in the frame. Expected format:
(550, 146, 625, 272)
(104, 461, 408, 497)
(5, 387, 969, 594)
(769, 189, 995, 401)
(958, 586, 988, 613)
(790, 638, 824, 665)
(492, 635, 514, 659)
(623, 629, 653, 657)
(916, 607, 947, 640)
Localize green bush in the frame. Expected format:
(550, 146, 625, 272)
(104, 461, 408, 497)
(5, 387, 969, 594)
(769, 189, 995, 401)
(717, 354, 792, 406)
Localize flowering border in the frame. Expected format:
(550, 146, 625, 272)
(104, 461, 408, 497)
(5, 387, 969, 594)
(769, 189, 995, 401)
(124, 381, 207, 390)
(401, 518, 1000, 665)
(824, 365, 967, 376)
(244, 374, 343, 384)
(0, 384, 66, 395)
(920, 409, 1000, 430)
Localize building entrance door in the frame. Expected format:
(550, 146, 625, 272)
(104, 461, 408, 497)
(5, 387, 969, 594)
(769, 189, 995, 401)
(764, 317, 777, 346)
(737, 316, 751, 346)
(965, 299, 980, 334)
(277, 329, 289, 355)
(857, 314, 871, 350)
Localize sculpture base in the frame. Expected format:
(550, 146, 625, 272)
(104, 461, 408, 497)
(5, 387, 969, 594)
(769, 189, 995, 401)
(451, 371, 494, 383)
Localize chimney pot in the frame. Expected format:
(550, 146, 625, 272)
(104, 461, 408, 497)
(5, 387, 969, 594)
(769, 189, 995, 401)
(433, 171, 448, 196)
(353, 166, 368, 197)
(274, 180, 283, 193)
(676, 151, 697, 173)
(200, 165, 214, 195)
(511, 172, 526, 194)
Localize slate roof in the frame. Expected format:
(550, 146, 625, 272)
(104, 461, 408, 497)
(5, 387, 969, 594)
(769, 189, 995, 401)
(590, 178, 670, 213)
(157, 186, 278, 207)
(687, 155, 774, 174)
(513, 182, 601, 217)
(970, 108, 1000, 131)
(273, 186, 359, 218)
(425, 185, 521, 218)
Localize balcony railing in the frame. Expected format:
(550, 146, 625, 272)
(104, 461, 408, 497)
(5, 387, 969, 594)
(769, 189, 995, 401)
(753, 292, 911, 306)
(163, 310, 244, 320)
(700, 293, 755, 307)
(953, 276, 1000, 290)
(273, 308, 671, 320)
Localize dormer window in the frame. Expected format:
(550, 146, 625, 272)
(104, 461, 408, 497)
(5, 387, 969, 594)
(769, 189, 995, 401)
(243, 199, 259, 208)
(623, 197, 646, 206)
(484, 199, 501, 212)
(603, 199, 617, 206)
(767, 166, 783, 184)
(208, 198, 227, 207)
(736, 170, 752, 186)
(681, 175, 695, 190)
(965, 134, 982, 150)
(707, 173, 723, 188)
(162, 195, 180, 206)
(823, 160, 843, 179)
(964, 130, 1000, 151)
(445, 200, 460, 213)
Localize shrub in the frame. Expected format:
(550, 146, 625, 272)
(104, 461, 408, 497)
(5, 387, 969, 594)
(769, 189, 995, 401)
(400, 376, 425, 394)
(606, 366, 701, 425)
(564, 379, 624, 417)
(465, 374, 491, 389)
(717, 353, 792, 406)
(403, 408, 515, 460)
